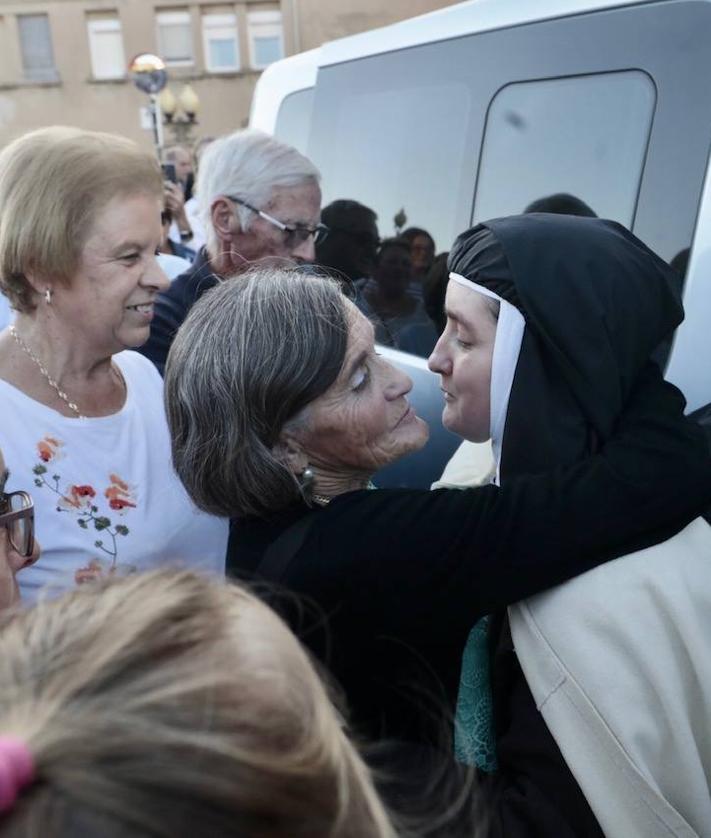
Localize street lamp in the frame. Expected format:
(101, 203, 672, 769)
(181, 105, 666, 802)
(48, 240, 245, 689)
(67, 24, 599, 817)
(158, 84, 200, 145)
(128, 53, 168, 158)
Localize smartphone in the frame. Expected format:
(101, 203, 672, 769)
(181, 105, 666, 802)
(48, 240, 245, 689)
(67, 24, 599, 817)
(162, 163, 177, 184)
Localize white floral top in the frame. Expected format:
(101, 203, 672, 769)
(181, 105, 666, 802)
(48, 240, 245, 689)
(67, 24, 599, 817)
(0, 350, 227, 602)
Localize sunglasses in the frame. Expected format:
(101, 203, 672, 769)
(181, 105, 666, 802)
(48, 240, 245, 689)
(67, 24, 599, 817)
(0, 490, 35, 558)
(227, 196, 329, 248)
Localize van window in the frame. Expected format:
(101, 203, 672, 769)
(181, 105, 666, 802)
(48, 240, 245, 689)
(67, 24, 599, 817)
(307, 79, 471, 359)
(311, 80, 471, 253)
(274, 88, 314, 156)
(474, 72, 656, 225)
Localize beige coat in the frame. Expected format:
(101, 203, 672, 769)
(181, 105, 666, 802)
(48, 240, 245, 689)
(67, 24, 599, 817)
(510, 517, 711, 838)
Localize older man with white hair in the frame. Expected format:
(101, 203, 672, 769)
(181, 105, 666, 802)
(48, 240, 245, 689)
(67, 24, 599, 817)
(140, 129, 326, 374)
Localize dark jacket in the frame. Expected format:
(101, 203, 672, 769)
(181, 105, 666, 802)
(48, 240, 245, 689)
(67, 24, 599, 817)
(140, 248, 220, 375)
(448, 214, 702, 837)
(228, 366, 711, 752)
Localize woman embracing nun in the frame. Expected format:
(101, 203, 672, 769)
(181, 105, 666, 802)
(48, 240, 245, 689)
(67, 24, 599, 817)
(165, 212, 711, 836)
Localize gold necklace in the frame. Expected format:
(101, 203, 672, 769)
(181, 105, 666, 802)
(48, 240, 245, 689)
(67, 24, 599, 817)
(9, 325, 126, 420)
(10, 325, 85, 418)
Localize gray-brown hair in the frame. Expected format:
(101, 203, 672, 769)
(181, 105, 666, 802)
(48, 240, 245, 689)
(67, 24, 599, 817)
(164, 268, 348, 519)
(0, 570, 397, 837)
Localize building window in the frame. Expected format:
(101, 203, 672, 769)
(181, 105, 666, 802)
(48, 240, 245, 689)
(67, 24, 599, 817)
(473, 71, 656, 225)
(156, 10, 193, 66)
(248, 11, 284, 69)
(87, 15, 126, 80)
(202, 13, 239, 73)
(17, 14, 58, 82)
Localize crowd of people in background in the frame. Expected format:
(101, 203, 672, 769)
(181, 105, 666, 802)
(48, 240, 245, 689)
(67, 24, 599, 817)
(0, 124, 708, 837)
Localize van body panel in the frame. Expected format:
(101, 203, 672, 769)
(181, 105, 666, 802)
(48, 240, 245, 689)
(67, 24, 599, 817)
(665, 157, 711, 412)
(249, 47, 319, 134)
(318, 0, 657, 67)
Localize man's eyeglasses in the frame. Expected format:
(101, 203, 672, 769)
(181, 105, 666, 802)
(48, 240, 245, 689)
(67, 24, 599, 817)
(228, 196, 329, 248)
(0, 490, 34, 558)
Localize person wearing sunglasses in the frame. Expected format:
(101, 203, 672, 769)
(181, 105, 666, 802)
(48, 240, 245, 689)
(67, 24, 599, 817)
(139, 129, 327, 376)
(0, 448, 39, 610)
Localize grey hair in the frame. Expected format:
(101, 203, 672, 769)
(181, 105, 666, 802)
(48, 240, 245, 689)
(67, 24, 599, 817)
(164, 268, 348, 519)
(197, 130, 321, 254)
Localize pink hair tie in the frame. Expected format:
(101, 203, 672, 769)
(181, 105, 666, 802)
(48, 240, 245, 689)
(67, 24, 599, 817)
(0, 736, 34, 812)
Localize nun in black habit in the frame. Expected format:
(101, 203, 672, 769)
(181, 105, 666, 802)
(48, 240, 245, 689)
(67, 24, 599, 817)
(430, 213, 711, 837)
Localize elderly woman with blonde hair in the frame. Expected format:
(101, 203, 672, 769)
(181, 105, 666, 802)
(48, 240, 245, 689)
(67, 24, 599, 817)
(0, 569, 396, 837)
(0, 127, 227, 601)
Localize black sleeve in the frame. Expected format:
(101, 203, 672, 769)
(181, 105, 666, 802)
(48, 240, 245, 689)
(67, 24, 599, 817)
(313, 364, 711, 639)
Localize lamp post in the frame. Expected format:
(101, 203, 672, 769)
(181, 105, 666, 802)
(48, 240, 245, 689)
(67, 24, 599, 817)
(158, 84, 200, 145)
(128, 53, 168, 160)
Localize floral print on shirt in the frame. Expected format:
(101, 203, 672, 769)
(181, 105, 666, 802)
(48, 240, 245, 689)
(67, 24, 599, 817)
(31, 435, 138, 585)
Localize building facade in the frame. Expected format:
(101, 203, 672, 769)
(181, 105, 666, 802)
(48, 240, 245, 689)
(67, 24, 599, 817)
(0, 0, 459, 152)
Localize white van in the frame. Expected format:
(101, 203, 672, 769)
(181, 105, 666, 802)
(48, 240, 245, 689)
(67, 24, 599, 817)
(250, 0, 711, 486)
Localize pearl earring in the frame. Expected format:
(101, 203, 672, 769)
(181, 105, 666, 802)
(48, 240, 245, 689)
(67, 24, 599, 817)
(44, 288, 52, 305)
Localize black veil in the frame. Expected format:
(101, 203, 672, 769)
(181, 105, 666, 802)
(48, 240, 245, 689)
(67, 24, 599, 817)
(448, 214, 683, 479)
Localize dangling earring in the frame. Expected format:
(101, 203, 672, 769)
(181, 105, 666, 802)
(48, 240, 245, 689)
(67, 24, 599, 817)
(300, 467, 329, 507)
(44, 288, 52, 305)
(301, 467, 314, 491)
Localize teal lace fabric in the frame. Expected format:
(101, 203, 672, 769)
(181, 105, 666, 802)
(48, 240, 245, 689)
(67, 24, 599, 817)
(454, 615, 498, 772)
